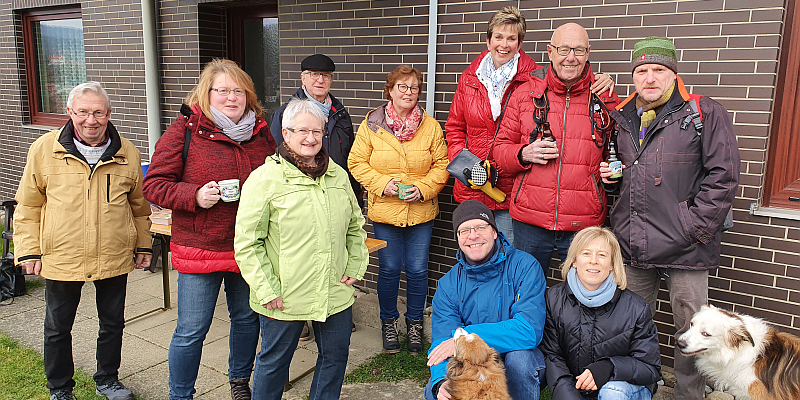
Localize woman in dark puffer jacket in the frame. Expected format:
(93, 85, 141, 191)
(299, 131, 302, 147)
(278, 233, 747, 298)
(540, 227, 661, 400)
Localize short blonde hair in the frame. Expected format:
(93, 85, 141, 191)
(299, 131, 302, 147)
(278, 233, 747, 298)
(185, 58, 264, 123)
(487, 6, 526, 43)
(384, 64, 423, 100)
(560, 226, 627, 290)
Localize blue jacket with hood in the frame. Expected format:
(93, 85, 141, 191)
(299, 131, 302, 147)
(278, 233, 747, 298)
(428, 233, 546, 385)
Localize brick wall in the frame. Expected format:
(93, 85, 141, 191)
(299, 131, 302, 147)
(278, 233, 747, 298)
(276, 0, 797, 368)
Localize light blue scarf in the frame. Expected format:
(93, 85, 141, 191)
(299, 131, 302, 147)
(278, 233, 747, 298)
(567, 268, 617, 308)
(476, 52, 520, 120)
(303, 87, 332, 118)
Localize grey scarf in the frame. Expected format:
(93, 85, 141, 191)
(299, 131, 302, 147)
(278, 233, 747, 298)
(209, 107, 257, 143)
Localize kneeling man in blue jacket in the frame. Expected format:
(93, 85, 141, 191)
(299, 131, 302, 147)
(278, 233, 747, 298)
(425, 200, 547, 400)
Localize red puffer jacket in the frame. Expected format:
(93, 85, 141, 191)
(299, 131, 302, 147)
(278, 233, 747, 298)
(445, 50, 540, 210)
(143, 104, 276, 273)
(495, 64, 620, 231)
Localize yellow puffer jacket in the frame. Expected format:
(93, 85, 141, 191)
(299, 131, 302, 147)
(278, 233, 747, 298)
(13, 124, 152, 281)
(348, 104, 449, 227)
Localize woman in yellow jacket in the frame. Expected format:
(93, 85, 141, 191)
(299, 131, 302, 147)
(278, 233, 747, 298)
(348, 64, 449, 356)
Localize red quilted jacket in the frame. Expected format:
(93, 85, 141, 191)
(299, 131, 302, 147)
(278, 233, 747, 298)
(445, 50, 540, 210)
(143, 104, 276, 273)
(495, 64, 620, 231)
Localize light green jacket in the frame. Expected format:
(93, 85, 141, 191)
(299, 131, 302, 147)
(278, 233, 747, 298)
(234, 154, 368, 321)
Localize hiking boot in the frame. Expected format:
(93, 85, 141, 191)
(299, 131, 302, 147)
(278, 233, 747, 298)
(50, 389, 75, 400)
(96, 380, 134, 400)
(229, 378, 251, 400)
(406, 317, 424, 355)
(299, 321, 312, 341)
(381, 318, 400, 353)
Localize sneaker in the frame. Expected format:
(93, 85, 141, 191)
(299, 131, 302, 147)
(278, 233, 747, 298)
(96, 380, 134, 400)
(50, 389, 75, 400)
(381, 318, 400, 353)
(299, 321, 312, 341)
(352, 322, 357, 332)
(406, 317, 424, 355)
(229, 378, 251, 400)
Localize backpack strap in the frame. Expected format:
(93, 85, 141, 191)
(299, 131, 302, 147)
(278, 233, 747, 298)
(179, 104, 194, 164)
(681, 95, 704, 134)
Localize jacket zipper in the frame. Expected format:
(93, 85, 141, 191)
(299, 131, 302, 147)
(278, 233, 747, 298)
(591, 173, 603, 209)
(106, 174, 110, 203)
(554, 91, 570, 230)
(513, 170, 528, 204)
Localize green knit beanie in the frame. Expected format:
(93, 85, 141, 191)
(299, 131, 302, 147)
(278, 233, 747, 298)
(631, 36, 678, 73)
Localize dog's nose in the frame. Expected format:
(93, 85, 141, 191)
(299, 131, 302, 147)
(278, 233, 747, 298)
(676, 336, 687, 350)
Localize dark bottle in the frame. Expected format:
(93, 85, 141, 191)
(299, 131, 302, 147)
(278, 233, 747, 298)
(539, 122, 555, 143)
(607, 137, 622, 182)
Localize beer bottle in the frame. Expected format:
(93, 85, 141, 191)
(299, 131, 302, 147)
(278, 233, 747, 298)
(607, 136, 622, 182)
(539, 122, 555, 143)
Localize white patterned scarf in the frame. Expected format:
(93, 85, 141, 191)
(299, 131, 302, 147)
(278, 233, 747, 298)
(209, 107, 257, 144)
(476, 52, 520, 120)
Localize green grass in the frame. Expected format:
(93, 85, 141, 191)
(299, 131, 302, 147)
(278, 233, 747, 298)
(344, 338, 432, 386)
(0, 332, 110, 400)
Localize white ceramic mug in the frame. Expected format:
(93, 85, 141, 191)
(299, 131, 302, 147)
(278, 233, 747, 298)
(218, 179, 241, 202)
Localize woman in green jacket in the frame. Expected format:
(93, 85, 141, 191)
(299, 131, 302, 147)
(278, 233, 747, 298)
(234, 98, 368, 400)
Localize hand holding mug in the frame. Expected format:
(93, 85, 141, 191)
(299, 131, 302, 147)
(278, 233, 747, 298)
(196, 181, 221, 209)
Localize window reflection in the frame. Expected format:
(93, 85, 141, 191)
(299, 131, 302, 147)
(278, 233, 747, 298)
(32, 18, 86, 114)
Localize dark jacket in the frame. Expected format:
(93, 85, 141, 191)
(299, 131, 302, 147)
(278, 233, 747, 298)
(270, 87, 363, 207)
(607, 76, 740, 270)
(143, 104, 276, 273)
(445, 50, 540, 210)
(495, 63, 620, 231)
(540, 282, 661, 400)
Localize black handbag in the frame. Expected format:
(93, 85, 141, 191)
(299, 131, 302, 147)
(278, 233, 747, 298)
(0, 262, 25, 303)
(446, 148, 482, 187)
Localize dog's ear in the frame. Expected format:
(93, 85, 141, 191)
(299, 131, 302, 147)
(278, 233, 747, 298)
(465, 339, 491, 365)
(727, 323, 756, 348)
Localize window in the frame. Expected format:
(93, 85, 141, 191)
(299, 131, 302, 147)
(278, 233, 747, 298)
(764, 0, 800, 210)
(22, 7, 86, 126)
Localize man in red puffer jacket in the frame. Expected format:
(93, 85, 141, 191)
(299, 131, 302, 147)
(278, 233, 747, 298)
(495, 23, 620, 277)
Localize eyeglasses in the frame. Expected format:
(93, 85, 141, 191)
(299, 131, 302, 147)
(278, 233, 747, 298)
(457, 223, 490, 237)
(303, 71, 333, 81)
(71, 110, 108, 119)
(287, 128, 324, 138)
(211, 87, 246, 97)
(548, 44, 588, 56)
(396, 84, 420, 94)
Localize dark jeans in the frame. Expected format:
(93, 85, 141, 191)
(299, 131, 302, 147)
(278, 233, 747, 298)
(512, 220, 576, 278)
(372, 221, 433, 321)
(252, 307, 353, 400)
(44, 274, 128, 392)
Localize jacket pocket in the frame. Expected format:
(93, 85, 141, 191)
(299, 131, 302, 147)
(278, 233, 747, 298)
(678, 200, 697, 244)
(590, 173, 604, 212)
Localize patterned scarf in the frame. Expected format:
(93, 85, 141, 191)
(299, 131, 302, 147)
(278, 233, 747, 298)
(385, 101, 422, 142)
(476, 52, 520, 120)
(303, 87, 332, 118)
(209, 107, 257, 144)
(278, 141, 329, 179)
(635, 82, 675, 145)
(567, 268, 617, 308)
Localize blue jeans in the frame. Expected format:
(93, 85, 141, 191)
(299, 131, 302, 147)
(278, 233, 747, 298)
(252, 307, 353, 400)
(494, 209, 514, 246)
(169, 272, 260, 400)
(512, 220, 576, 278)
(423, 348, 546, 400)
(372, 221, 433, 321)
(586, 381, 652, 400)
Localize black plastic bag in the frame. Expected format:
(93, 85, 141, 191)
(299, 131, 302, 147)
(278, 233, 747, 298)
(0, 261, 25, 303)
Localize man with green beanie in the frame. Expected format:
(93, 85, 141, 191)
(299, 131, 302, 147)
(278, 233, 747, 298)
(599, 37, 740, 400)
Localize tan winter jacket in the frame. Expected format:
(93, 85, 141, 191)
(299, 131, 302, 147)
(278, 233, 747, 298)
(14, 122, 152, 281)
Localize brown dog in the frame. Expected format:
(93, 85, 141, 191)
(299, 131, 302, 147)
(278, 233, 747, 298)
(446, 327, 511, 400)
(677, 305, 800, 400)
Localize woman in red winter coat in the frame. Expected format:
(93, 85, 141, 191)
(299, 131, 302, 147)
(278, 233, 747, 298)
(143, 58, 276, 400)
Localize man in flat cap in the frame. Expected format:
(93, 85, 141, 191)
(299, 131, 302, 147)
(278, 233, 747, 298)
(269, 53, 362, 341)
(600, 36, 740, 400)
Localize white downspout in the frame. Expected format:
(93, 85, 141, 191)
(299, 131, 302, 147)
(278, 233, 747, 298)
(425, 0, 438, 114)
(142, 0, 162, 158)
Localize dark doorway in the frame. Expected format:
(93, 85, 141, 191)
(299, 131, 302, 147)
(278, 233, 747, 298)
(228, 5, 280, 122)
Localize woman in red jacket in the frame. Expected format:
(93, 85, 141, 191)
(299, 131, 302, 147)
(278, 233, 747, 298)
(445, 6, 539, 245)
(143, 58, 276, 400)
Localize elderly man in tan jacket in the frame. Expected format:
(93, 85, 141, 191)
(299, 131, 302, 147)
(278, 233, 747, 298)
(14, 82, 152, 400)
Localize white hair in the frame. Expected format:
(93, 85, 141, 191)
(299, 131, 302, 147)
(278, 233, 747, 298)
(67, 81, 111, 111)
(281, 98, 326, 131)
